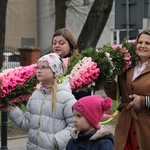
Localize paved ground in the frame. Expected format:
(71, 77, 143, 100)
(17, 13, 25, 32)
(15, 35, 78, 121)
(8, 137, 27, 150)
(0, 136, 27, 150)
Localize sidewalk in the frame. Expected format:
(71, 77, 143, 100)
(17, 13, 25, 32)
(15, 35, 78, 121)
(0, 136, 27, 150)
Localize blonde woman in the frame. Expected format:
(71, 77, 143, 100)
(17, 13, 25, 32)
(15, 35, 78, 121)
(1, 53, 76, 150)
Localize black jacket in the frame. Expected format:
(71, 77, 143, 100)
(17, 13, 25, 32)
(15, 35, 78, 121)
(66, 125, 114, 150)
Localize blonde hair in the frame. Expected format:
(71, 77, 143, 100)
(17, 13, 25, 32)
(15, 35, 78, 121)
(51, 79, 58, 109)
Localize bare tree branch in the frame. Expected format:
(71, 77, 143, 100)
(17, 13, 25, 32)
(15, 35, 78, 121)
(77, 0, 114, 51)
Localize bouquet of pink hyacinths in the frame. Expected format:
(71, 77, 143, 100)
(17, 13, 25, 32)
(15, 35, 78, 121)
(66, 57, 100, 91)
(0, 39, 137, 106)
(111, 44, 132, 73)
(0, 65, 37, 106)
(101, 42, 134, 80)
(65, 39, 137, 91)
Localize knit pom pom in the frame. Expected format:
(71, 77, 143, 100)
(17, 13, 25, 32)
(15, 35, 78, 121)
(101, 97, 112, 111)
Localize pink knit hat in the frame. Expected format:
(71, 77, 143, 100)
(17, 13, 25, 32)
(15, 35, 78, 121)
(72, 95, 112, 128)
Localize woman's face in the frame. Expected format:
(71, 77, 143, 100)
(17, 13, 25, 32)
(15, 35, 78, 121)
(136, 34, 150, 63)
(52, 35, 70, 57)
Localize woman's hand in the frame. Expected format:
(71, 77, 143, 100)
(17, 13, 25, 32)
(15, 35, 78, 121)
(127, 94, 145, 111)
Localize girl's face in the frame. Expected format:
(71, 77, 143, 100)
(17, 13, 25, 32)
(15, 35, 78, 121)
(52, 35, 70, 57)
(35, 61, 55, 87)
(73, 109, 95, 135)
(136, 34, 150, 63)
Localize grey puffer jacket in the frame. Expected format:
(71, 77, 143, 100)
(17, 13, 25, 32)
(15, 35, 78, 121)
(8, 77, 76, 150)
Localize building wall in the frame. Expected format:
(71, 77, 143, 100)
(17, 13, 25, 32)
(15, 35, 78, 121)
(5, 0, 149, 52)
(37, 0, 115, 51)
(36, 0, 55, 49)
(5, 0, 37, 49)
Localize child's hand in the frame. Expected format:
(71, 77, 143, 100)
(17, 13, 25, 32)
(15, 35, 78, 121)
(0, 105, 12, 113)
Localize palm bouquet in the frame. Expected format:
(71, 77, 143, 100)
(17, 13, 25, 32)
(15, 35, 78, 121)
(66, 39, 137, 92)
(0, 65, 37, 106)
(0, 39, 137, 106)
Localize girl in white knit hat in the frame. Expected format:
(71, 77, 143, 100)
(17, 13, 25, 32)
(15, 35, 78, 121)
(1, 53, 76, 150)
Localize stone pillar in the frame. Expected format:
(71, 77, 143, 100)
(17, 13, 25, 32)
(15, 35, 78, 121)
(18, 46, 41, 66)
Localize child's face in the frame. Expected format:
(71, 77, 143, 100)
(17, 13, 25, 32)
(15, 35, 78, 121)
(35, 61, 55, 86)
(73, 109, 95, 135)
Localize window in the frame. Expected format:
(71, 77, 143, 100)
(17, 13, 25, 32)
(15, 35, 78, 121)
(8, 54, 20, 62)
(21, 38, 35, 47)
(111, 29, 139, 45)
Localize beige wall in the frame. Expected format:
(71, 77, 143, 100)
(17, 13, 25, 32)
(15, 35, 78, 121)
(5, 0, 37, 48)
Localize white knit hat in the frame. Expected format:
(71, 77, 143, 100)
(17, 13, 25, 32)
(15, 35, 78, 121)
(38, 53, 66, 81)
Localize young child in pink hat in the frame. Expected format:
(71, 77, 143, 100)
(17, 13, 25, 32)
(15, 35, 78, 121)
(66, 95, 114, 150)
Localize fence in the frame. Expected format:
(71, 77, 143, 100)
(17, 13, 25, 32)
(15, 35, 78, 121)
(2, 45, 50, 69)
(2, 46, 20, 69)
(4, 45, 19, 53)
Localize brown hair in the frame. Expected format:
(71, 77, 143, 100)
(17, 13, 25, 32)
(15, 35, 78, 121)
(136, 29, 150, 43)
(136, 29, 150, 66)
(52, 28, 79, 57)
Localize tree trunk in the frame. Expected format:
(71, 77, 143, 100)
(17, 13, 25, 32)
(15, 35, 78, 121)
(55, 0, 67, 31)
(77, 0, 114, 51)
(0, 0, 8, 68)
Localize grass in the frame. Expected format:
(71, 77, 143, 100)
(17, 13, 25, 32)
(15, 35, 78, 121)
(0, 104, 27, 137)
(100, 100, 118, 125)
(7, 121, 27, 137)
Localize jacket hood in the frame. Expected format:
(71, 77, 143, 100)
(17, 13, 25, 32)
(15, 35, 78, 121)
(90, 124, 114, 140)
(58, 76, 72, 93)
(36, 76, 71, 94)
(70, 125, 114, 140)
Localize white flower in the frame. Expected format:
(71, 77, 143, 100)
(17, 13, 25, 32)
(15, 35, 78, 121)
(105, 52, 112, 62)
